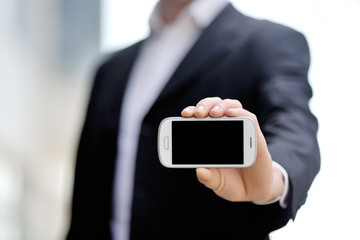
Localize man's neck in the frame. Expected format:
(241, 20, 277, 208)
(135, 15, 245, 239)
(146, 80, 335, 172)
(158, 0, 193, 23)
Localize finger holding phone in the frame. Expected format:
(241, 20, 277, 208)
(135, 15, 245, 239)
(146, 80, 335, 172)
(181, 97, 285, 204)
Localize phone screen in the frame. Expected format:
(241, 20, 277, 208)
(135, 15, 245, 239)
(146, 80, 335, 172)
(172, 120, 244, 165)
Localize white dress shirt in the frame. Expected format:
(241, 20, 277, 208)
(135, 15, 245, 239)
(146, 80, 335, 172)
(111, 1, 288, 239)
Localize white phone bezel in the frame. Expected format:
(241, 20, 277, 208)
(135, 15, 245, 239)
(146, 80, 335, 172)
(157, 117, 256, 168)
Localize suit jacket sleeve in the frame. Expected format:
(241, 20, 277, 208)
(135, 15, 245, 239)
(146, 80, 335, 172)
(251, 22, 321, 218)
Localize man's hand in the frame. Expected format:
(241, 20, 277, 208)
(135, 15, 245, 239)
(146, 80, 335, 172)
(181, 97, 285, 203)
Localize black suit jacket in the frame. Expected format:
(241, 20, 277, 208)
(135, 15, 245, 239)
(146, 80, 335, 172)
(67, 4, 320, 240)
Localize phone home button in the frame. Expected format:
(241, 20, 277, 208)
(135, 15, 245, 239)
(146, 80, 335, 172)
(164, 136, 169, 150)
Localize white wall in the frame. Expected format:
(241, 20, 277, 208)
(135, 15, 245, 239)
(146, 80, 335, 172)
(0, 0, 99, 239)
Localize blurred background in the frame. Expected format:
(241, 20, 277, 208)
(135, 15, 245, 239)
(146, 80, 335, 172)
(0, 0, 359, 239)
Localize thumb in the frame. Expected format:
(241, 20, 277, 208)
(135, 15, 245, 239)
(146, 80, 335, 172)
(196, 168, 222, 191)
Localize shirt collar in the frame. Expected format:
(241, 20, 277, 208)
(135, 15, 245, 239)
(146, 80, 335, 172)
(149, 0, 229, 35)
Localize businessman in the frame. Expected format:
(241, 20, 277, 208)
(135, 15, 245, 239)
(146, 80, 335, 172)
(66, 0, 320, 239)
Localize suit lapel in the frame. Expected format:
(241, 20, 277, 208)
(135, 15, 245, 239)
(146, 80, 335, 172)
(154, 4, 247, 103)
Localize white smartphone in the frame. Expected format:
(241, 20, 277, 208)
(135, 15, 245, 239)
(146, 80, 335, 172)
(157, 117, 256, 168)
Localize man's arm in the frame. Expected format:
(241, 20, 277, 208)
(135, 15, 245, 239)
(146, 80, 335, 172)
(181, 25, 320, 218)
(253, 24, 321, 218)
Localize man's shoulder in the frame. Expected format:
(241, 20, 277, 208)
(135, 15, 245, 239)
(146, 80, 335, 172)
(233, 12, 307, 55)
(221, 5, 305, 45)
(237, 12, 304, 42)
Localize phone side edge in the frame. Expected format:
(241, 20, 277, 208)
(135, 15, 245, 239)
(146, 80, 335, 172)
(243, 117, 257, 167)
(157, 118, 173, 168)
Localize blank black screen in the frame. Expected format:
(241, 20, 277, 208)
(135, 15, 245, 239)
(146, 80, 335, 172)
(172, 120, 244, 165)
